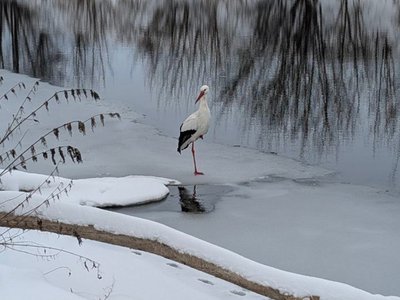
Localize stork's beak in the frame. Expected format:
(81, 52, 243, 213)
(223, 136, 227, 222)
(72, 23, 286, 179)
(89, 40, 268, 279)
(195, 90, 205, 104)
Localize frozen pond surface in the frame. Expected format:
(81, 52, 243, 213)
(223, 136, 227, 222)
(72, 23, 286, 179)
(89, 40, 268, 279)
(1, 0, 400, 191)
(3, 70, 399, 296)
(1, 0, 400, 297)
(111, 180, 400, 297)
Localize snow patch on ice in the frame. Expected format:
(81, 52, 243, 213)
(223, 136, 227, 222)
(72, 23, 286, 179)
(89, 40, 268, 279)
(0, 170, 173, 208)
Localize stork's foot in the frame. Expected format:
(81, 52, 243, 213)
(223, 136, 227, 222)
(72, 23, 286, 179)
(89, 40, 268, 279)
(194, 171, 204, 176)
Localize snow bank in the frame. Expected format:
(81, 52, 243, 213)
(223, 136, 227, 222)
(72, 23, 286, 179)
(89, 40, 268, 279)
(67, 176, 172, 207)
(0, 170, 173, 207)
(0, 229, 266, 300)
(0, 191, 398, 300)
(0, 264, 85, 300)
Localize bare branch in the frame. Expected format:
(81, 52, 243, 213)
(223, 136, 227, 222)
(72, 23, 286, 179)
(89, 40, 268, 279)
(0, 112, 119, 173)
(0, 88, 102, 145)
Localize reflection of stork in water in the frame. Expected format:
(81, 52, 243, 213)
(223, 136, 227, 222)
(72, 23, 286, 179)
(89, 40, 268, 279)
(177, 85, 211, 175)
(178, 186, 205, 213)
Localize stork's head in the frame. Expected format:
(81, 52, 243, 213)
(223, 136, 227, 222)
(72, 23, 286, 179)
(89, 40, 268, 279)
(195, 85, 209, 103)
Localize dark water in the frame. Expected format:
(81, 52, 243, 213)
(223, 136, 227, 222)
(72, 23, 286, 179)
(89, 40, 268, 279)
(109, 185, 232, 214)
(1, 0, 400, 190)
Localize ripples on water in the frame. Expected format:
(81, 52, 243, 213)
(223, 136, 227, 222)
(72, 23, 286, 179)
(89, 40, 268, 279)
(1, 0, 399, 190)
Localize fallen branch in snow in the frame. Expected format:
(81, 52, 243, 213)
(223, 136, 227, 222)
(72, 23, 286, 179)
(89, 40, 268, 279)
(0, 213, 320, 300)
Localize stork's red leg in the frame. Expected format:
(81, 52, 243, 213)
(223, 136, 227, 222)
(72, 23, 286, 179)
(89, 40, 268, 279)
(191, 142, 204, 176)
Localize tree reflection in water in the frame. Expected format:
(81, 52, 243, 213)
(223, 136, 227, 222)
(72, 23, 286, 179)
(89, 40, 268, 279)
(0, 0, 399, 185)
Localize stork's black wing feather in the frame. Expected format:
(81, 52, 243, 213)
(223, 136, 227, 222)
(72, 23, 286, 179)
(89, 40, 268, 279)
(177, 129, 196, 153)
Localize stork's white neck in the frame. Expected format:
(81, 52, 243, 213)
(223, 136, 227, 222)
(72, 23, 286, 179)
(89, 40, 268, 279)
(198, 95, 209, 111)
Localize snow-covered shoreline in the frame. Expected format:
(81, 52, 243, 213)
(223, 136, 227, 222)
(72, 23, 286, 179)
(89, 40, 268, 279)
(1, 188, 398, 300)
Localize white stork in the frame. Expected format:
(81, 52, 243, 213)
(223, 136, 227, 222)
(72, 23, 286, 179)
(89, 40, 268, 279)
(177, 85, 211, 175)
